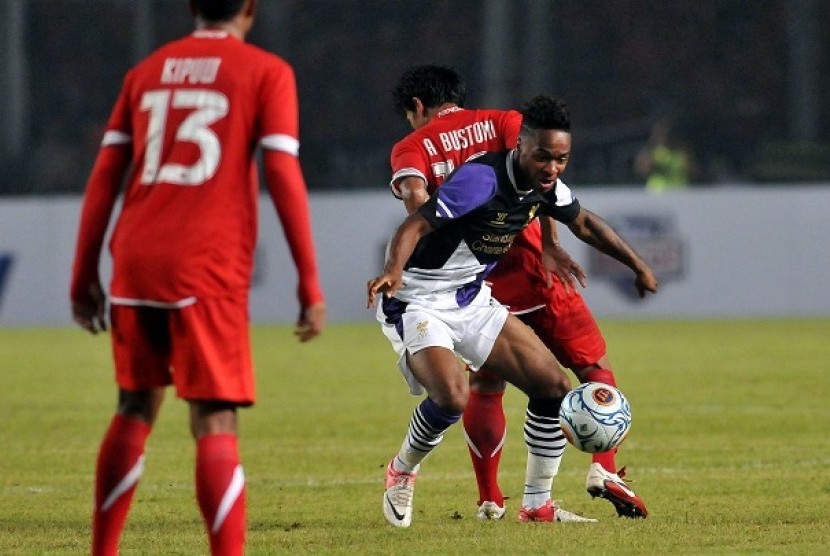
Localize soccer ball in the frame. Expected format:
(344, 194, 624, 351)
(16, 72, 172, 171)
(559, 382, 632, 453)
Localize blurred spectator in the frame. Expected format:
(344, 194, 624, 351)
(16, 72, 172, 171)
(635, 118, 695, 193)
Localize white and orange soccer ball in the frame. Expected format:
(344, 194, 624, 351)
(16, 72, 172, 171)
(559, 382, 632, 453)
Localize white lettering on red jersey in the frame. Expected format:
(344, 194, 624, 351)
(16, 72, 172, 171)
(91, 31, 302, 303)
(389, 107, 522, 198)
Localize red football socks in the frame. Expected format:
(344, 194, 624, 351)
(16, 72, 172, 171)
(584, 368, 619, 473)
(195, 434, 246, 556)
(463, 389, 506, 506)
(92, 414, 151, 556)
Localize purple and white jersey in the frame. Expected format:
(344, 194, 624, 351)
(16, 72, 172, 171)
(389, 150, 580, 309)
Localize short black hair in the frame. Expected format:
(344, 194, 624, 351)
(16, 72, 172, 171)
(191, 0, 246, 22)
(392, 65, 467, 116)
(520, 95, 571, 133)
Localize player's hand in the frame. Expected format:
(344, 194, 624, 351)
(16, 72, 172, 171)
(72, 281, 107, 334)
(634, 268, 659, 298)
(295, 301, 325, 342)
(367, 273, 402, 308)
(541, 244, 587, 294)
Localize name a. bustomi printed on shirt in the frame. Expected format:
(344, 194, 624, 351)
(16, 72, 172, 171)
(422, 120, 498, 155)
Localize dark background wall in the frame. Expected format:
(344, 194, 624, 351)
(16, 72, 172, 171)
(1, 0, 827, 195)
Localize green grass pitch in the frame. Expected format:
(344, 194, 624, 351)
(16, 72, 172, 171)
(1, 319, 829, 554)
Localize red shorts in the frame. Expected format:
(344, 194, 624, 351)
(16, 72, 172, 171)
(516, 282, 606, 370)
(489, 232, 607, 370)
(109, 296, 254, 405)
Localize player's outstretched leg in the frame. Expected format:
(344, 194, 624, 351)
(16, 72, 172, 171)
(383, 397, 461, 527)
(582, 368, 648, 518)
(518, 398, 596, 523)
(463, 370, 507, 520)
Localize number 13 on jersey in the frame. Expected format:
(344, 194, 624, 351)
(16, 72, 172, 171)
(140, 89, 229, 186)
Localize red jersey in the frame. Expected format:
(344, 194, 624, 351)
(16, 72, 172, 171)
(389, 106, 548, 312)
(72, 31, 322, 307)
(390, 107, 521, 197)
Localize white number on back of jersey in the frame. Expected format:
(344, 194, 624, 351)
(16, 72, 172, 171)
(431, 160, 455, 182)
(139, 89, 229, 186)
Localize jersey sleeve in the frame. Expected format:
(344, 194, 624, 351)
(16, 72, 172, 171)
(540, 179, 581, 223)
(70, 78, 134, 303)
(500, 110, 523, 148)
(254, 58, 323, 306)
(262, 150, 324, 307)
(101, 72, 135, 146)
(389, 139, 429, 199)
(418, 163, 497, 228)
(257, 60, 300, 156)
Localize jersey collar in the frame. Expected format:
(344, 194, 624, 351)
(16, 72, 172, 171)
(436, 106, 463, 118)
(507, 149, 534, 197)
(192, 30, 230, 39)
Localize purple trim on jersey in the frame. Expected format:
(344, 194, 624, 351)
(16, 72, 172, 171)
(455, 281, 481, 307)
(481, 261, 498, 277)
(434, 164, 497, 219)
(381, 296, 408, 340)
(455, 261, 497, 307)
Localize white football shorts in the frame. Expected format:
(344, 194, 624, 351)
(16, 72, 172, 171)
(376, 284, 509, 395)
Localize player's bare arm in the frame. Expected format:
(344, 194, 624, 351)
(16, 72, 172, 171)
(367, 212, 433, 307)
(397, 176, 430, 214)
(539, 215, 587, 293)
(565, 208, 658, 297)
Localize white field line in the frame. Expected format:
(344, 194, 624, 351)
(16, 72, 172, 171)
(6, 458, 829, 495)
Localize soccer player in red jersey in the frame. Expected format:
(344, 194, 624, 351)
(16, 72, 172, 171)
(70, 1, 325, 554)
(389, 65, 649, 520)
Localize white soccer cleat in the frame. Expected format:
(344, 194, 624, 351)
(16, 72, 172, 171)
(383, 459, 417, 528)
(586, 462, 648, 518)
(476, 501, 506, 520)
(552, 502, 599, 523)
(517, 499, 598, 523)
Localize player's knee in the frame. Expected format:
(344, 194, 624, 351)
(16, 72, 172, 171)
(551, 370, 572, 397)
(469, 368, 506, 393)
(117, 388, 163, 425)
(189, 401, 238, 438)
(528, 361, 572, 398)
(429, 384, 468, 415)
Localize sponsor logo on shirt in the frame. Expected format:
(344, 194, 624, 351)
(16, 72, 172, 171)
(490, 212, 509, 226)
(472, 232, 517, 256)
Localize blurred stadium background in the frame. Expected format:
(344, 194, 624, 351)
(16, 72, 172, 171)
(1, 0, 829, 325)
(1, 0, 828, 195)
